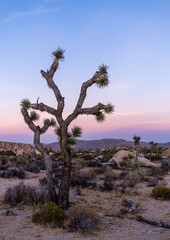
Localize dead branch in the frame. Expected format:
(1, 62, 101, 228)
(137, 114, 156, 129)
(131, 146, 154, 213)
(136, 215, 170, 229)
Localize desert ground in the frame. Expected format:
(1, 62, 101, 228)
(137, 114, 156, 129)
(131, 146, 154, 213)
(0, 146, 170, 240)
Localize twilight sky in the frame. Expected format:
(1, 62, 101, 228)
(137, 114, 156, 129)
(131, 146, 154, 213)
(0, 0, 170, 144)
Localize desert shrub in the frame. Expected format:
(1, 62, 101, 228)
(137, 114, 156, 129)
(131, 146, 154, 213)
(0, 150, 16, 156)
(32, 202, 67, 227)
(69, 208, 99, 232)
(39, 176, 59, 187)
(4, 182, 48, 205)
(80, 169, 97, 180)
(70, 174, 96, 189)
(147, 177, 159, 187)
(23, 163, 40, 173)
(0, 168, 26, 179)
(94, 166, 106, 175)
(0, 155, 9, 165)
(145, 154, 163, 161)
(125, 171, 141, 188)
(73, 158, 86, 168)
(104, 171, 119, 181)
(86, 160, 102, 168)
(103, 179, 114, 191)
(129, 161, 141, 171)
(17, 157, 28, 165)
(128, 154, 133, 159)
(36, 154, 44, 160)
(152, 185, 170, 200)
(120, 159, 129, 168)
(148, 167, 165, 178)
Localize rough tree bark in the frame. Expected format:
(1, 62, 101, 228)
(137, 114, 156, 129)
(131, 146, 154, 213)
(20, 48, 113, 209)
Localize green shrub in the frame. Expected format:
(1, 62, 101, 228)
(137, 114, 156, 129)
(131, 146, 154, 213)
(0, 150, 16, 156)
(129, 161, 141, 171)
(17, 157, 27, 165)
(120, 159, 129, 168)
(152, 185, 170, 200)
(32, 202, 67, 227)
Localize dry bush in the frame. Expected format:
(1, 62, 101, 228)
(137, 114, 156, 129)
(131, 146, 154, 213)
(0, 168, 26, 179)
(68, 207, 100, 232)
(104, 171, 119, 181)
(4, 182, 49, 206)
(80, 169, 97, 180)
(125, 171, 142, 188)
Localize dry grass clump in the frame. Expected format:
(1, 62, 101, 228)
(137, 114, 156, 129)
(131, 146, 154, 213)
(80, 169, 97, 180)
(68, 207, 100, 233)
(4, 182, 49, 206)
(126, 171, 142, 187)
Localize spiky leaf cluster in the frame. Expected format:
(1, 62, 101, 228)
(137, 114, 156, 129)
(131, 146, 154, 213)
(104, 103, 114, 114)
(96, 75, 109, 88)
(99, 64, 108, 75)
(68, 137, 77, 146)
(95, 112, 106, 123)
(133, 135, 141, 146)
(20, 98, 31, 109)
(71, 126, 82, 138)
(52, 47, 65, 60)
(96, 64, 109, 88)
(49, 118, 56, 126)
(54, 126, 61, 136)
(30, 111, 40, 121)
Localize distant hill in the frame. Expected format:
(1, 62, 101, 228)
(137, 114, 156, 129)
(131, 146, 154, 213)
(48, 138, 169, 150)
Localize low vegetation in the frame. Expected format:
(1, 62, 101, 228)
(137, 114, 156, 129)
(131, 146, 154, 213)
(32, 201, 67, 227)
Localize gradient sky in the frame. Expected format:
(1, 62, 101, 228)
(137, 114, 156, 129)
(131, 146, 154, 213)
(1, 0, 170, 144)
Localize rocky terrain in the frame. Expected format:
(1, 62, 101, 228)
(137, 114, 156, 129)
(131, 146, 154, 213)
(0, 141, 35, 155)
(0, 144, 169, 240)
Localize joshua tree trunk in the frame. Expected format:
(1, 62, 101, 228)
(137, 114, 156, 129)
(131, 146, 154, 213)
(58, 126, 72, 209)
(136, 145, 139, 163)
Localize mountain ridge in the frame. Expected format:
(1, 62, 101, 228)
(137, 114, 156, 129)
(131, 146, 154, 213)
(48, 138, 170, 150)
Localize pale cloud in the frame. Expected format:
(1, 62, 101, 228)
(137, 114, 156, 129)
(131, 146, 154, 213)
(115, 107, 170, 117)
(2, 7, 59, 23)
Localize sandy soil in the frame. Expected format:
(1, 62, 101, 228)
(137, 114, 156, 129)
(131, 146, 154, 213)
(0, 170, 170, 240)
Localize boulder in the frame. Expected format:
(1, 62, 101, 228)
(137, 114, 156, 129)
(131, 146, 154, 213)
(110, 150, 156, 168)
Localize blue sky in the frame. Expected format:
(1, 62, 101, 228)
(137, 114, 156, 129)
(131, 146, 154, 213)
(0, 0, 170, 144)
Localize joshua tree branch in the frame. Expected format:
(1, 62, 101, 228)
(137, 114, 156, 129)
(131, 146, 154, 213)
(21, 108, 37, 132)
(30, 103, 57, 116)
(75, 71, 102, 109)
(40, 58, 64, 121)
(41, 119, 51, 134)
(65, 103, 106, 125)
(21, 107, 51, 153)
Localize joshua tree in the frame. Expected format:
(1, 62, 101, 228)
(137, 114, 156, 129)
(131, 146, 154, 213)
(20, 48, 114, 209)
(133, 135, 141, 163)
(149, 141, 154, 159)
